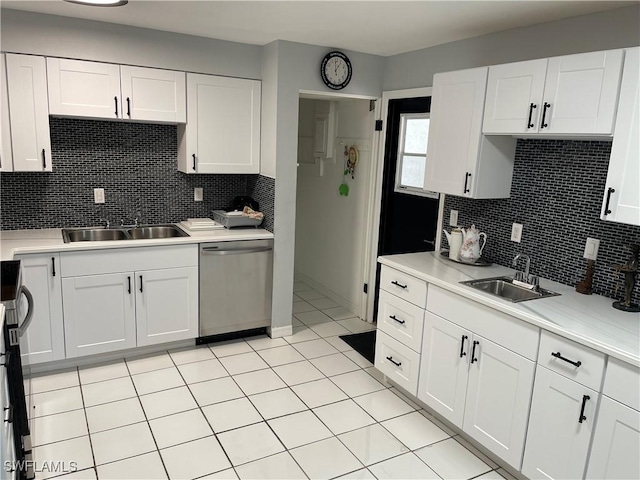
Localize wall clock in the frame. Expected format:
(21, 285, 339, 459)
(320, 51, 352, 90)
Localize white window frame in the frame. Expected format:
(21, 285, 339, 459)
(394, 112, 438, 199)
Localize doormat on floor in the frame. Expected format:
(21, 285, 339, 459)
(339, 330, 376, 365)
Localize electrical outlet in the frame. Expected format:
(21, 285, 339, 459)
(194, 187, 203, 202)
(93, 188, 105, 204)
(450, 210, 459, 226)
(511, 223, 523, 243)
(583, 237, 600, 260)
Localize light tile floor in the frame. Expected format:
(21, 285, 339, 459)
(29, 283, 513, 480)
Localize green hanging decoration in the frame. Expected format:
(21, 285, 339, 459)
(339, 145, 359, 196)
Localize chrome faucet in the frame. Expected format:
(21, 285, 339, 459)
(512, 253, 537, 287)
(98, 218, 110, 229)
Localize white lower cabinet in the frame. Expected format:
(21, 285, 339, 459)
(522, 366, 598, 480)
(374, 331, 421, 395)
(62, 273, 136, 358)
(16, 253, 65, 364)
(135, 267, 198, 347)
(60, 245, 199, 358)
(463, 335, 535, 469)
(586, 396, 640, 480)
(417, 311, 469, 426)
(417, 311, 535, 470)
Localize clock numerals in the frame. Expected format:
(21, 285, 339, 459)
(321, 51, 352, 90)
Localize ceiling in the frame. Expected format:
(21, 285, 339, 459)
(1, 1, 636, 56)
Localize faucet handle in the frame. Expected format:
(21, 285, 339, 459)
(529, 275, 540, 290)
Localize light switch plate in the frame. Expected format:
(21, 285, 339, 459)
(450, 210, 459, 227)
(584, 237, 600, 260)
(511, 223, 523, 243)
(94, 188, 105, 204)
(194, 187, 203, 202)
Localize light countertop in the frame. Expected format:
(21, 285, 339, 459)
(379, 251, 640, 367)
(0, 226, 274, 261)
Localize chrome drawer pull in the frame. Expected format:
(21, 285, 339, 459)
(386, 356, 401, 367)
(389, 315, 405, 325)
(391, 281, 407, 289)
(551, 351, 582, 368)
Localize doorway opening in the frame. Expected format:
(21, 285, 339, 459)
(293, 93, 378, 345)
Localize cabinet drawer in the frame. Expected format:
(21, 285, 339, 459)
(61, 244, 198, 277)
(374, 331, 421, 396)
(603, 357, 640, 411)
(377, 290, 425, 353)
(380, 265, 427, 308)
(427, 285, 539, 360)
(539, 331, 605, 391)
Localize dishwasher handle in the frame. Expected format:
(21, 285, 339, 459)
(201, 246, 273, 256)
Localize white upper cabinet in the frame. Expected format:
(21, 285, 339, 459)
(120, 66, 186, 123)
(178, 73, 261, 174)
(601, 47, 640, 226)
(47, 58, 121, 119)
(483, 59, 547, 135)
(484, 50, 624, 136)
(1, 54, 12, 172)
(423, 66, 516, 198)
(47, 58, 186, 124)
(5, 53, 51, 172)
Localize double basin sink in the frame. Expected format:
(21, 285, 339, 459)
(460, 276, 560, 303)
(62, 225, 188, 243)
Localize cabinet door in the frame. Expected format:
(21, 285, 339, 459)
(586, 396, 640, 480)
(120, 66, 186, 123)
(522, 366, 597, 480)
(135, 267, 198, 347)
(417, 312, 470, 427)
(424, 67, 486, 197)
(181, 73, 260, 174)
(16, 254, 65, 364)
(543, 50, 623, 135)
(463, 335, 535, 470)
(5, 54, 51, 172)
(47, 58, 121, 119)
(483, 59, 547, 134)
(62, 273, 136, 357)
(1, 54, 12, 172)
(601, 47, 639, 226)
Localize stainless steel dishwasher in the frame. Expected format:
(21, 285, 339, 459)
(199, 239, 273, 337)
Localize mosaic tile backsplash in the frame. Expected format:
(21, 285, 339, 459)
(0, 118, 274, 232)
(441, 139, 640, 304)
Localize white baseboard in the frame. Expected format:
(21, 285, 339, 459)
(294, 270, 361, 318)
(269, 325, 293, 338)
(29, 339, 195, 375)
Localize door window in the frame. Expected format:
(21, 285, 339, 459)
(394, 113, 438, 198)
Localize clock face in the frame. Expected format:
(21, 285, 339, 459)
(321, 51, 352, 90)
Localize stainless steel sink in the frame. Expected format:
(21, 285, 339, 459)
(460, 276, 560, 302)
(63, 228, 130, 243)
(128, 225, 188, 240)
(62, 225, 188, 243)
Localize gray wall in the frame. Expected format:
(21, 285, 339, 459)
(0, 9, 262, 79)
(384, 5, 640, 91)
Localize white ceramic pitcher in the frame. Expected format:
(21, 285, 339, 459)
(459, 225, 487, 263)
(442, 228, 463, 260)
